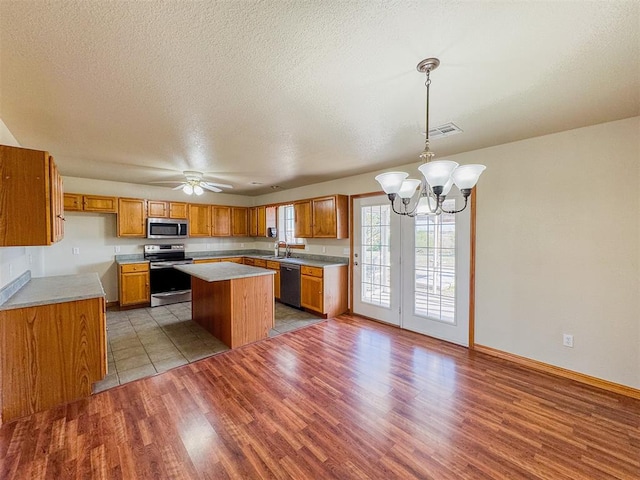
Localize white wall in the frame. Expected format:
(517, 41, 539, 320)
(462, 117, 639, 389)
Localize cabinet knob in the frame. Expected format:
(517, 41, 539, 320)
(57, 214, 66, 221)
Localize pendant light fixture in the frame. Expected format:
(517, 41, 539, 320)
(375, 58, 486, 216)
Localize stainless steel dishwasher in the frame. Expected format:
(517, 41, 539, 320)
(280, 263, 301, 308)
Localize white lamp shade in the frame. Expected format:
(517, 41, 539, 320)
(183, 184, 194, 195)
(451, 164, 486, 189)
(418, 160, 459, 188)
(193, 185, 204, 195)
(375, 171, 408, 194)
(397, 179, 421, 199)
(441, 177, 454, 196)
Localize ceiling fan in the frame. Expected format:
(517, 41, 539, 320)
(154, 170, 233, 195)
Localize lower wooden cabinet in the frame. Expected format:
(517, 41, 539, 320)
(119, 263, 150, 307)
(0, 296, 106, 425)
(300, 264, 348, 318)
(267, 261, 281, 299)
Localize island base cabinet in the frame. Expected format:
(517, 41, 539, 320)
(0, 297, 106, 425)
(191, 275, 274, 349)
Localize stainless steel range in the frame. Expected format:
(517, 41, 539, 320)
(144, 244, 193, 307)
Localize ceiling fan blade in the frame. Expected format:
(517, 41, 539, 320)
(203, 181, 233, 189)
(172, 184, 186, 190)
(150, 180, 185, 184)
(200, 183, 222, 193)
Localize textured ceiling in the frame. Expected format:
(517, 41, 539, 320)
(1, 1, 638, 195)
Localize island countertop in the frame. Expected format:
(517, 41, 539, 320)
(0, 272, 106, 311)
(175, 262, 276, 283)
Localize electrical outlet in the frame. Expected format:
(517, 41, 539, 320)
(240, 243, 245, 248)
(28, 254, 32, 265)
(343, 248, 349, 255)
(9, 264, 13, 277)
(72, 247, 80, 255)
(563, 334, 574, 348)
(322, 246, 326, 253)
(114, 246, 121, 253)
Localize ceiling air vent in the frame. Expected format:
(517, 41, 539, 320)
(427, 122, 463, 139)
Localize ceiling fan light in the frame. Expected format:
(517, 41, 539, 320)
(451, 164, 486, 189)
(183, 184, 194, 195)
(397, 179, 421, 199)
(418, 160, 459, 188)
(375, 172, 409, 194)
(193, 184, 204, 195)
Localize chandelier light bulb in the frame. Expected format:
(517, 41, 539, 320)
(418, 160, 459, 189)
(451, 164, 487, 189)
(398, 179, 421, 199)
(374, 172, 409, 194)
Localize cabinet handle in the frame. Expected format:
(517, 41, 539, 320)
(57, 214, 66, 221)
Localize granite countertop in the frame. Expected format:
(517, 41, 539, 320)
(0, 272, 106, 311)
(175, 262, 276, 283)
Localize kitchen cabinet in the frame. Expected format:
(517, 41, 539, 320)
(211, 206, 231, 236)
(300, 264, 348, 318)
(118, 263, 150, 307)
(147, 200, 168, 218)
(65, 193, 117, 213)
(253, 258, 267, 268)
(266, 260, 281, 299)
(293, 201, 313, 238)
(169, 202, 188, 219)
(194, 258, 221, 264)
(189, 204, 211, 236)
(0, 145, 64, 246)
(244, 258, 255, 266)
(231, 207, 248, 236)
(147, 201, 188, 219)
(0, 295, 106, 424)
(248, 205, 277, 237)
(117, 198, 146, 237)
(294, 195, 349, 239)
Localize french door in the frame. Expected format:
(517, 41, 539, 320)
(352, 194, 471, 346)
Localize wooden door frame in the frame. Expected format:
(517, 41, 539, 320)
(349, 189, 478, 348)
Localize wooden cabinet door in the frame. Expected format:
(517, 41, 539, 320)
(64, 193, 83, 211)
(248, 207, 258, 236)
(273, 269, 281, 299)
(0, 145, 55, 246)
(294, 201, 313, 238)
(231, 207, 248, 236)
(312, 196, 337, 237)
(83, 195, 117, 213)
(147, 200, 168, 218)
(301, 274, 323, 313)
(211, 206, 231, 236)
(188, 204, 211, 236)
(49, 158, 65, 243)
(169, 202, 188, 219)
(117, 198, 146, 237)
(257, 206, 266, 237)
(119, 266, 150, 307)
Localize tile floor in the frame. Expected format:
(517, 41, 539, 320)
(93, 301, 323, 393)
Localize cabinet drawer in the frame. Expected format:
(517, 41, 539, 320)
(266, 261, 280, 270)
(301, 265, 323, 278)
(120, 263, 149, 273)
(253, 259, 267, 268)
(194, 258, 220, 264)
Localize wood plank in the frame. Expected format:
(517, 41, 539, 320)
(0, 314, 638, 479)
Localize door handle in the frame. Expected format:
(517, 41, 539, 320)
(354, 262, 358, 266)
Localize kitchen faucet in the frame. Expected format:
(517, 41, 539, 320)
(285, 242, 291, 258)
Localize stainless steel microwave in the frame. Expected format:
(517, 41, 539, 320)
(147, 218, 189, 239)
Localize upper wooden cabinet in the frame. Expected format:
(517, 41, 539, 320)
(189, 204, 211, 236)
(211, 206, 231, 236)
(117, 198, 146, 237)
(147, 201, 188, 219)
(65, 193, 117, 213)
(147, 200, 168, 218)
(248, 207, 258, 236)
(231, 207, 248, 237)
(294, 195, 348, 239)
(248, 205, 276, 237)
(0, 145, 64, 246)
(293, 201, 313, 238)
(169, 202, 188, 219)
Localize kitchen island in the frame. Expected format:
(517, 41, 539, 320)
(175, 262, 275, 349)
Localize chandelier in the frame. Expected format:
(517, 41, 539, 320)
(375, 58, 485, 216)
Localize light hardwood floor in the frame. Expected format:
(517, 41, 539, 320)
(1, 314, 638, 479)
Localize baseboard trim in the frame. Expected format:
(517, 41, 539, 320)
(474, 344, 640, 400)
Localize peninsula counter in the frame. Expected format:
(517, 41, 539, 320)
(175, 262, 275, 349)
